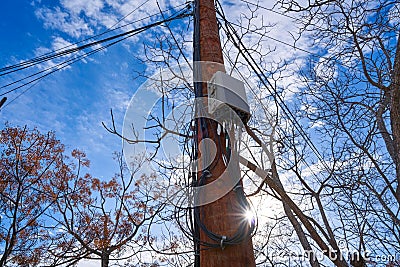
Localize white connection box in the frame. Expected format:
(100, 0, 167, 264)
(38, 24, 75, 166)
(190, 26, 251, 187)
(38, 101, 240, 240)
(207, 71, 250, 122)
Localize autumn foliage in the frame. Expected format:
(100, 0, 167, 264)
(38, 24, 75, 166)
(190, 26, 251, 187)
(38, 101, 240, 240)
(0, 124, 70, 266)
(0, 125, 160, 267)
(46, 153, 160, 267)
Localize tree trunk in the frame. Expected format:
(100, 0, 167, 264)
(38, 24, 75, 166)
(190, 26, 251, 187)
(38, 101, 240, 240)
(101, 252, 109, 267)
(391, 35, 400, 203)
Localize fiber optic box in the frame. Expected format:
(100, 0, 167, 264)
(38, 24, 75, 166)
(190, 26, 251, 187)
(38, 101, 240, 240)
(208, 71, 251, 123)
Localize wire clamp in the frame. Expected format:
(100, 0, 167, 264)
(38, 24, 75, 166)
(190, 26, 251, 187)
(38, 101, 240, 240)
(220, 235, 227, 250)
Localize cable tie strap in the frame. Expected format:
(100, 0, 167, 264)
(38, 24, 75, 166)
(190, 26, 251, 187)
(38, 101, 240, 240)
(220, 236, 227, 250)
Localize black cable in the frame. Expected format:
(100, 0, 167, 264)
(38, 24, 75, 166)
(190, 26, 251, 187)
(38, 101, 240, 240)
(193, 0, 202, 98)
(176, 120, 255, 251)
(0, 3, 190, 76)
(190, 134, 256, 249)
(221, 0, 398, 84)
(0, 26, 145, 96)
(157, 1, 193, 71)
(218, 3, 378, 213)
(222, 46, 324, 189)
(1, 81, 41, 110)
(0, 97, 6, 109)
(217, 8, 333, 173)
(217, 7, 399, 258)
(0, 9, 192, 98)
(192, 1, 202, 262)
(1, 5, 191, 91)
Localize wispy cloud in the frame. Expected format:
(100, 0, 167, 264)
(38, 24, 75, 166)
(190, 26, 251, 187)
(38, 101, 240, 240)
(34, 0, 168, 40)
(35, 7, 94, 38)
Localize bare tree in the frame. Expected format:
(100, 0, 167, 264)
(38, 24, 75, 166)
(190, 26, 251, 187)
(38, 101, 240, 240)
(45, 152, 163, 267)
(105, 0, 400, 266)
(277, 0, 400, 262)
(225, 0, 400, 265)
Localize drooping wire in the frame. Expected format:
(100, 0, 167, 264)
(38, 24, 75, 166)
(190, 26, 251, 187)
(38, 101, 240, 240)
(0, 2, 190, 76)
(221, 43, 325, 195)
(0, 6, 192, 78)
(0, 28, 146, 97)
(217, 1, 383, 211)
(1, 80, 42, 111)
(216, 5, 334, 174)
(0, 7, 192, 99)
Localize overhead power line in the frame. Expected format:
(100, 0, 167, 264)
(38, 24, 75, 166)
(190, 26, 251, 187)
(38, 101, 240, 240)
(216, 6, 334, 175)
(0, 7, 192, 77)
(0, 7, 192, 99)
(0, 97, 6, 109)
(1, 0, 155, 79)
(108, 0, 151, 30)
(217, 1, 400, 206)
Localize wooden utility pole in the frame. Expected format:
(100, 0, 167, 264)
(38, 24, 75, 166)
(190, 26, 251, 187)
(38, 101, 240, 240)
(193, 0, 256, 266)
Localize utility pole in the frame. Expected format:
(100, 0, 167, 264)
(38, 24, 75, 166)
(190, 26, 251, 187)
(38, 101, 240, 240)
(193, 0, 256, 266)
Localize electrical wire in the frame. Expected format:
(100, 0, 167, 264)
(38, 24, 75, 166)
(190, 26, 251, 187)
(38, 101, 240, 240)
(169, 116, 255, 256)
(230, 0, 398, 73)
(223, 47, 325, 193)
(1, 81, 41, 110)
(108, 0, 151, 30)
(0, 29, 143, 97)
(0, 2, 191, 76)
(0, 7, 192, 99)
(215, 4, 400, 257)
(216, 7, 334, 174)
(0, 97, 6, 110)
(217, 2, 374, 211)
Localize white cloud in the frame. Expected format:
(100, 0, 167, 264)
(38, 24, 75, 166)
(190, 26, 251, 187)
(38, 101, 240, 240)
(60, 0, 104, 17)
(34, 0, 165, 40)
(51, 36, 77, 51)
(106, 87, 131, 112)
(33, 36, 80, 71)
(35, 7, 93, 38)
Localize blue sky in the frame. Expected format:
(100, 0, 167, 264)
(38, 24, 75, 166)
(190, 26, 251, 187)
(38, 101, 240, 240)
(0, 0, 299, 181)
(1, 0, 399, 265)
(0, 0, 308, 187)
(0, 0, 186, 179)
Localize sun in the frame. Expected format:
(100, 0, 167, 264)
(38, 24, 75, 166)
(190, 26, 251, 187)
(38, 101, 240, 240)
(244, 209, 255, 225)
